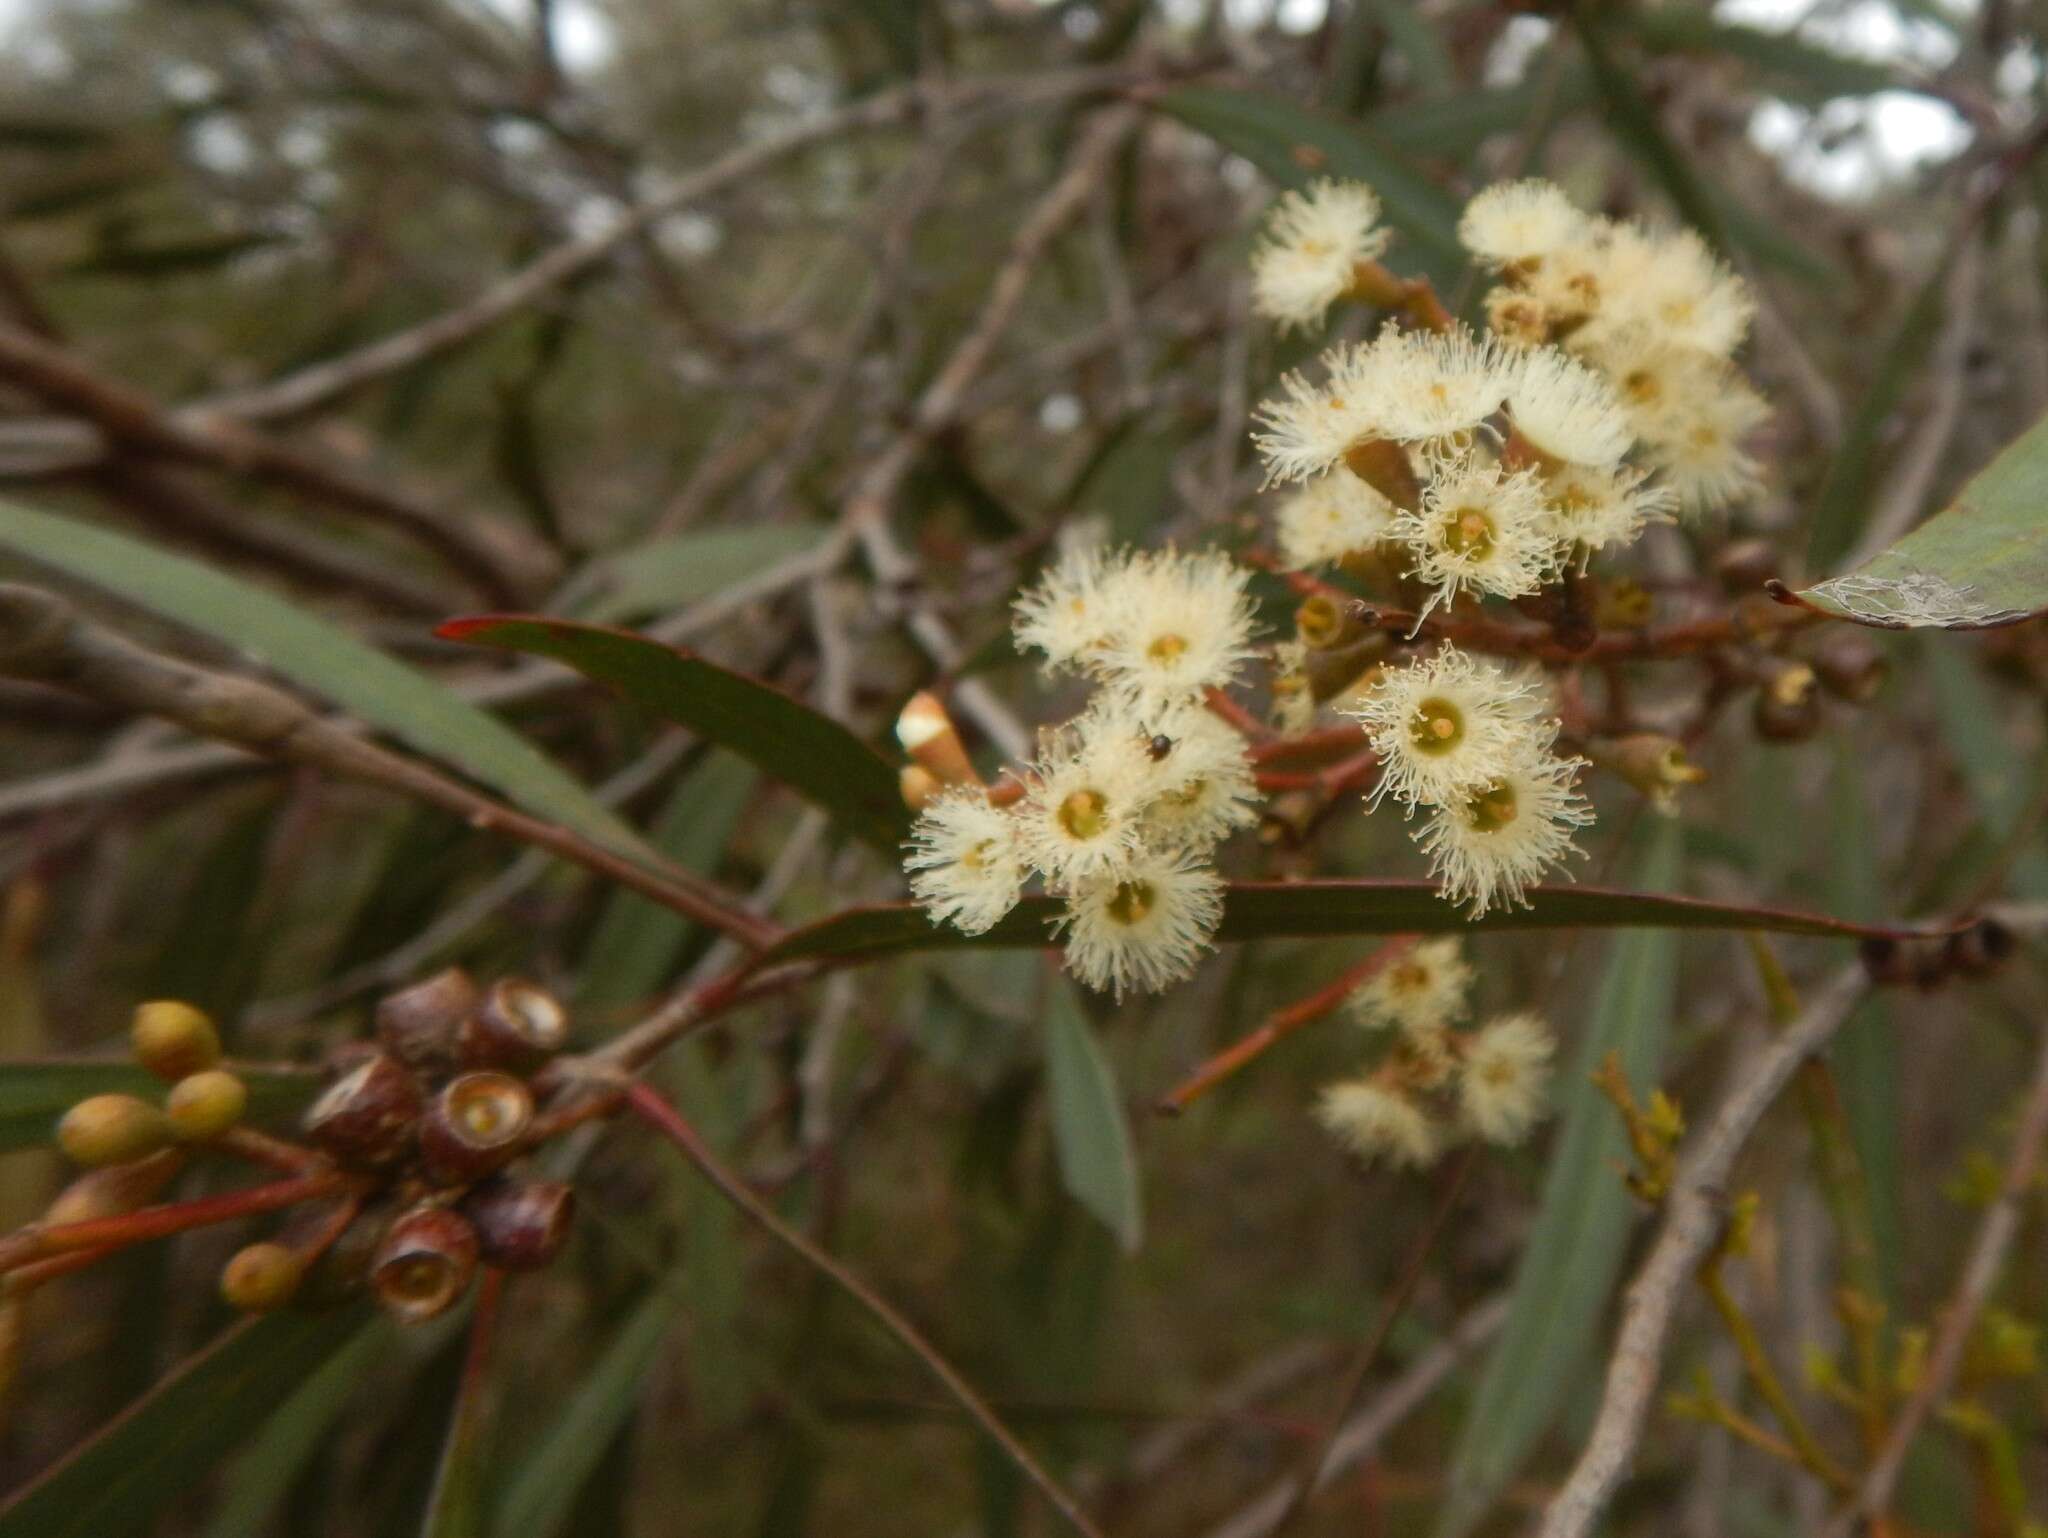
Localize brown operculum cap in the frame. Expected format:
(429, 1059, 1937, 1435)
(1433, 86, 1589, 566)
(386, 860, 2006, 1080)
(371, 1205, 480, 1324)
(220, 1242, 305, 1313)
(462, 1178, 576, 1271)
(1946, 917, 2014, 978)
(374, 967, 478, 1075)
(302, 1053, 424, 1168)
(457, 979, 569, 1072)
(1810, 633, 1889, 705)
(420, 1072, 534, 1186)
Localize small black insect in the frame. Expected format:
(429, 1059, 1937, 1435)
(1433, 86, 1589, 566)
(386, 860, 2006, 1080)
(1147, 734, 1174, 761)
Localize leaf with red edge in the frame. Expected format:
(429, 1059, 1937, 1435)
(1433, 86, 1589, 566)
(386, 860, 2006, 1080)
(745, 880, 1938, 973)
(440, 615, 912, 853)
(1773, 409, 2048, 630)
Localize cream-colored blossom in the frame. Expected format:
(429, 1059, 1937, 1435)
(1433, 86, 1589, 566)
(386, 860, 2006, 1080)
(1389, 450, 1560, 615)
(904, 790, 1026, 936)
(1458, 1012, 1555, 1145)
(1316, 1077, 1443, 1167)
(1251, 179, 1391, 333)
(1346, 645, 1550, 811)
(1459, 179, 1591, 269)
(1348, 936, 1474, 1033)
(1416, 744, 1593, 917)
(1275, 470, 1396, 569)
(1055, 849, 1225, 998)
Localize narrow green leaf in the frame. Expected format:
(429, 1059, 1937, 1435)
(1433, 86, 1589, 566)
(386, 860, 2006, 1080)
(1826, 744, 1901, 1310)
(439, 616, 911, 853)
(0, 1307, 373, 1538)
(1627, 12, 1908, 101)
(575, 757, 758, 1014)
(1800, 255, 1957, 574)
(68, 231, 284, 278)
(205, 1320, 398, 1538)
(576, 525, 826, 625)
(1364, 0, 1455, 98)
(0, 1059, 318, 1153)
(419, 1337, 493, 1538)
(0, 500, 647, 859)
(491, 1289, 684, 1538)
(1043, 981, 1143, 1251)
(748, 880, 1932, 973)
(1924, 644, 2048, 898)
(1366, 68, 1596, 162)
(1790, 409, 2048, 628)
(1437, 819, 1683, 1537)
(1155, 86, 1463, 259)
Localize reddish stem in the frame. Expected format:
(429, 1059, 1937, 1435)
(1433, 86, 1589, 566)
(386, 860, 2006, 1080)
(1204, 687, 1273, 741)
(1249, 725, 1368, 767)
(1156, 937, 1419, 1114)
(0, 1172, 349, 1274)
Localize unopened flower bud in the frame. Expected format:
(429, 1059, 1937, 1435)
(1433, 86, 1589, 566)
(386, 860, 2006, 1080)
(372, 1205, 479, 1324)
(1752, 663, 1820, 742)
(1809, 634, 1889, 705)
(458, 979, 569, 1072)
(463, 1178, 576, 1271)
(1603, 734, 1708, 814)
(130, 1000, 220, 1083)
(896, 691, 980, 787)
(45, 1149, 183, 1226)
(1714, 537, 1779, 597)
(1305, 639, 1385, 704)
(302, 1053, 423, 1168)
(420, 1072, 533, 1186)
(220, 1242, 305, 1313)
(1859, 934, 1951, 989)
(57, 1094, 172, 1168)
(165, 1069, 247, 1141)
(1594, 578, 1654, 630)
(899, 764, 943, 813)
(374, 967, 478, 1075)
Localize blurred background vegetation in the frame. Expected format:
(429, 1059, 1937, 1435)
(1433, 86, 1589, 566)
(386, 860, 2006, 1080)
(2, 1, 2047, 1535)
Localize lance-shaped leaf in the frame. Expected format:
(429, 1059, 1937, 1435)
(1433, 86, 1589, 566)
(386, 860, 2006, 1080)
(1044, 980, 1143, 1251)
(1436, 821, 1683, 1537)
(1155, 87, 1463, 260)
(0, 1059, 319, 1153)
(0, 499, 648, 859)
(439, 615, 912, 853)
(0, 1308, 375, 1538)
(1773, 409, 2048, 630)
(744, 880, 1936, 973)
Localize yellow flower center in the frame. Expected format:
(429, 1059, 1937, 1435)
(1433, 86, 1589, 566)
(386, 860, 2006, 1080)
(1057, 789, 1109, 841)
(1106, 880, 1155, 926)
(960, 838, 994, 873)
(1388, 961, 1430, 995)
(1623, 369, 1660, 405)
(1147, 633, 1189, 663)
(1465, 779, 1520, 834)
(1409, 696, 1464, 757)
(1444, 507, 1495, 558)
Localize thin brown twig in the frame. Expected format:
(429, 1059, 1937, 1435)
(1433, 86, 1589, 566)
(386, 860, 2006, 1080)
(1535, 963, 1871, 1538)
(1270, 1145, 1479, 1537)
(0, 583, 779, 951)
(624, 1082, 1109, 1538)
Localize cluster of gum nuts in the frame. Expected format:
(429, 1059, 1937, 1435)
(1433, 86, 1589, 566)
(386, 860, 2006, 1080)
(49, 969, 580, 1325)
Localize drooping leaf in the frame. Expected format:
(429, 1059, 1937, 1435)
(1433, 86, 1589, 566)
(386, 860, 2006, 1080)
(438, 615, 911, 853)
(1436, 820, 1683, 1537)
(0, 1308, 374, 1538)
(746, 879, 1932, 973)
(1155, 86, 1463, 260)
(574, 525, 827, 625)
(491, 1289, 684, 1538)
(1783, 409, 2048, 629)
(1042, 980, 1143, 1251)
(0, 1059, 318, 1153)
(0, 500, 649, 859)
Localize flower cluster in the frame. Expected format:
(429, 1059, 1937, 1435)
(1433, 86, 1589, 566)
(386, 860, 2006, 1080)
(905, 546, 1264, 997)
(1316, 939, 1556, 1165)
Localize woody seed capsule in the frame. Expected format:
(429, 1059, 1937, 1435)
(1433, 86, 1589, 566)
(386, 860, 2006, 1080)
(457, 979, 569, 1072)
(57, 1094, 172, 1168)
(302, 1053, 423, 1168)
(372, 1205, 480, 1324)
(374, 967, 478, 1075)
(419, 1072, 534, 1185)
(462, 1178, 576, 1270)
